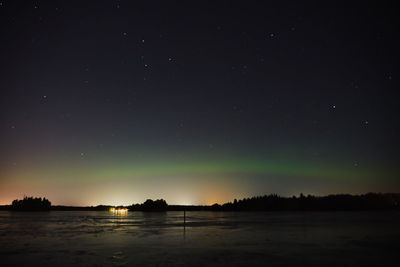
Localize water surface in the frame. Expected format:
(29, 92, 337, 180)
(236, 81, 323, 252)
(1, 211, 399, 266)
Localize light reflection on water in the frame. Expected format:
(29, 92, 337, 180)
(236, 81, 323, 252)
(1, 210, 399, 236)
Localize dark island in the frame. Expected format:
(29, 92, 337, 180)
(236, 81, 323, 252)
(129, 199, 168, 211)
(10, 196, 51, 211)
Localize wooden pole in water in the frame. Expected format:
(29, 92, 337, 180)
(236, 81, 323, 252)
(183, 208, 186, 240)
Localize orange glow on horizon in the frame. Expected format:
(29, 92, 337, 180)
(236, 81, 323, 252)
(201, 186, 236, 206)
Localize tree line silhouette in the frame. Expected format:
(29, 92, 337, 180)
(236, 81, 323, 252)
(11, 196, 51, 211)
(204, 193, 400, 211)
(168, 193, 400, 211)
(129, 199, 168, 211)
(3, 193, 399, 211)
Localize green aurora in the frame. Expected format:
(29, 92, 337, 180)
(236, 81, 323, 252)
(1, 155, 397, 206)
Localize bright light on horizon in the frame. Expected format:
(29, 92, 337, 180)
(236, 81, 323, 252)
(110, 207, 128, 214)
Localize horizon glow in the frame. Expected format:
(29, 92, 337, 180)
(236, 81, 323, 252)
(1, 155, 397, 206)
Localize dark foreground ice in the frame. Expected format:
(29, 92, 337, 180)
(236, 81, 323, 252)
(1, 210, 399, 266)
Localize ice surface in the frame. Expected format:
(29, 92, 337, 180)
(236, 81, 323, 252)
(1, 211, 399, 266)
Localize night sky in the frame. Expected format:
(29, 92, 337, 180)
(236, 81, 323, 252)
(1, 1, 399, 206)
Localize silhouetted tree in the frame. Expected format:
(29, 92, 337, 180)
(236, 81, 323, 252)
(11, 196, 51, 211)
(129, 199, 168, 211)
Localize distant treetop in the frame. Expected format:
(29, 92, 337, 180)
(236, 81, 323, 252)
(11, 196, 51, 211)
(129, 199, 168, 211)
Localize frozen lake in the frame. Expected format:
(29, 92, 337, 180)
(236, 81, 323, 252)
(1, 210, 399, 266)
